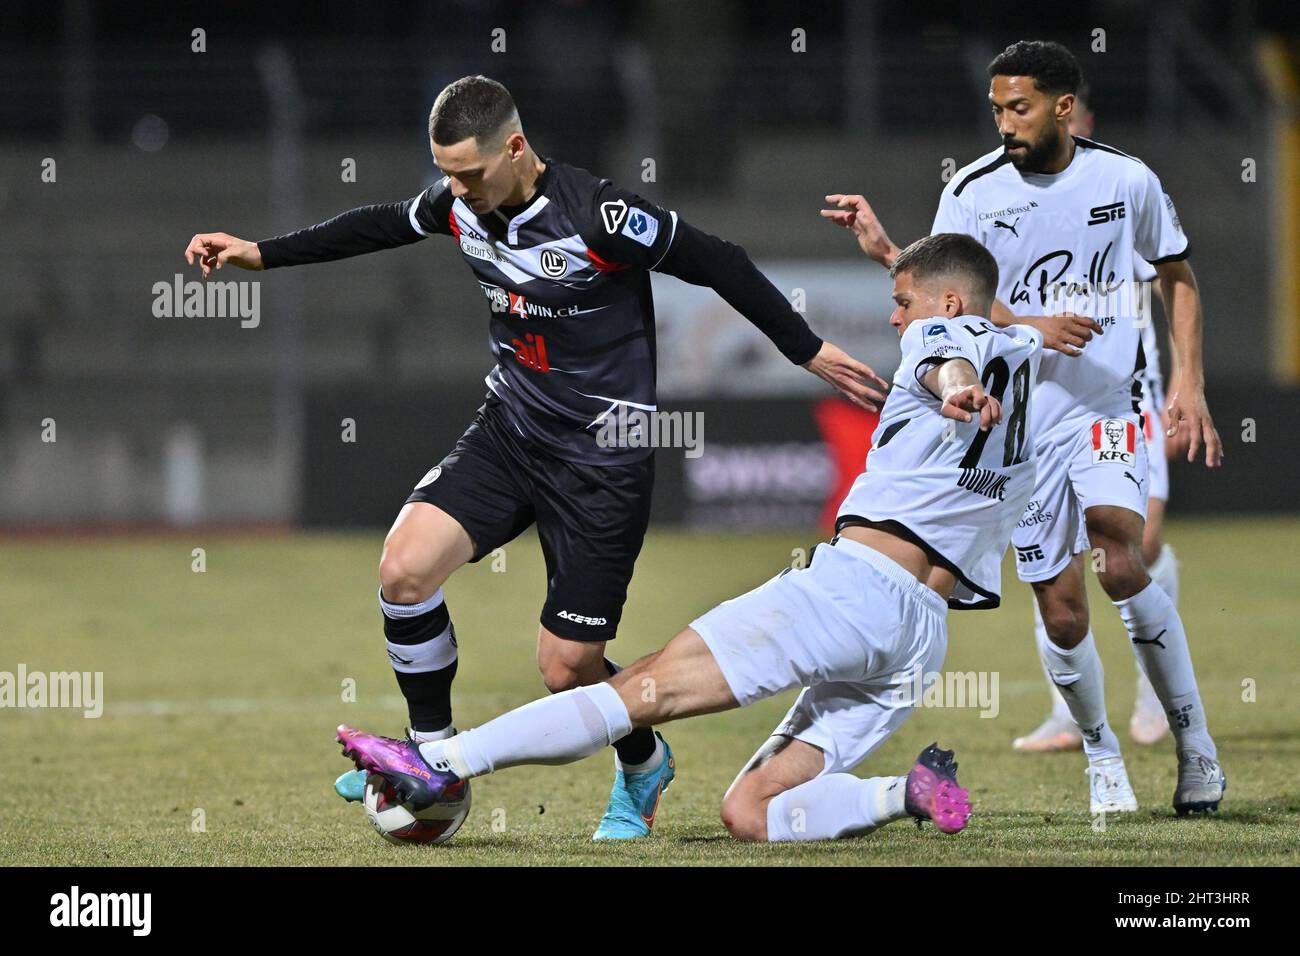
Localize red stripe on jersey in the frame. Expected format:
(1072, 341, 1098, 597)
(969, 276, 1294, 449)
(1091, 420, 1102, 449)
(446, 207, 461, 241)
(586, 247, 628, 272)
(1127, 421, 1136, 453)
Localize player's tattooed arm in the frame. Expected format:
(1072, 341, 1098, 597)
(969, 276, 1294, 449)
(988, 300, 1104, 357)
(820, 194, 902, 268)
(924, 359, 1002, 432)
(1155, 258, 1222, 467)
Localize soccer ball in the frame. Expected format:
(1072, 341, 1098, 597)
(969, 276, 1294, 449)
(362, 772, 472, 845)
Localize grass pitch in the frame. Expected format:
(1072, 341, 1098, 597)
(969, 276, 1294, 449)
(2, 518, 1297, 866)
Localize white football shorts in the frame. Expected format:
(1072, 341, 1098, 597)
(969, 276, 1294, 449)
(1012, 395, 1150, 583)
(690, 535, 948, 775)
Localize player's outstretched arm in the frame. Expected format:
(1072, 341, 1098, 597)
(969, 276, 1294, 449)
(185, 191, 444, 277)
(802, 341, 894, 412)
(820, 194, 902, 268)
(925, 359, 1002, 431)
(1155, 258, 1222, 467)
(652, 218, 891, 411)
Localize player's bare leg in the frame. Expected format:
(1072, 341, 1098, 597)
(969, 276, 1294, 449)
(1085, 504, 1224, 813)
(1132, 496, 1173, 744)
(1030, 556, 1137, 813)
(535, 626, 679, 840)
(720, 735, 970, 842)
(334, 503, 473, 802)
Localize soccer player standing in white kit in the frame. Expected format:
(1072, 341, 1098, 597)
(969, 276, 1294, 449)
(823, 40, 1225, 815)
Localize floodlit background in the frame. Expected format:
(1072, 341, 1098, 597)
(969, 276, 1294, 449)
(2, 1, 1297, 529)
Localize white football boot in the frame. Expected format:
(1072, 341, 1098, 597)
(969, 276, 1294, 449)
(1013, 713, 1083, 752)
(1130, 668, 1171, 745)
(1086, 756, 1139, 813)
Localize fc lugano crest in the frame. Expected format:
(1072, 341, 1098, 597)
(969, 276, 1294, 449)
(1091, 419, 1137, 466)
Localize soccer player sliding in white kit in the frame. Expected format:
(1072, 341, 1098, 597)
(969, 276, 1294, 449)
(821, 40, 1226, 815)
(337, 233, 1043, 843)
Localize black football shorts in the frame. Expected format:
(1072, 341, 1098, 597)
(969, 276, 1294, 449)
(406, 399, 653, 642)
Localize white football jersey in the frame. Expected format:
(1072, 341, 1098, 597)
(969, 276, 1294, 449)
(932, 137, 1188, 431)
(837, 316, 1044, 609)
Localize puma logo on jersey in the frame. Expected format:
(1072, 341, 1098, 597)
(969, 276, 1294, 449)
(993, 217, 1020, 237)
(387, 650, 414, 666)
(1123, 470, 1143, 490)
(1131, 629, 1167, 649)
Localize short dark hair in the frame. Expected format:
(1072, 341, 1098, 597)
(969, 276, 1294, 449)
(1075, 78, 1092, 111)
(987, 40, 1082, 96)
(891, 234, 999, 314)
(428, 75, 519, 147)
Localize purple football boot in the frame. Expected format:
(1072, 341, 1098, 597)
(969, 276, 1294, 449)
(336, 725, 466, 812)
(904, 743, 972, 834)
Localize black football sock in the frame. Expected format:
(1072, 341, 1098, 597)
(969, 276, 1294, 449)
(604, 657, 658, 767)
(380, 589, 458, 733)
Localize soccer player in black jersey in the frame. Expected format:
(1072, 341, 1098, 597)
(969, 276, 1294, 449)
(186, 75, 887, 840)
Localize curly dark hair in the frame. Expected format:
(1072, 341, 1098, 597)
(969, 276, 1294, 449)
(987, 40, 1082, 96)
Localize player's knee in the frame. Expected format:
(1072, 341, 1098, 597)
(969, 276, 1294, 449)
(1095, 543, 1148, 600)
(378, 547, 435, 605)
(719, 792, 768, 842)
(1040, 602, 1089, 647)
(539, 659, 585, 694)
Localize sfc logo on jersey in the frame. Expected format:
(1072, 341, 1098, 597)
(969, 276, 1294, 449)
(1091, 419, 1137, 466)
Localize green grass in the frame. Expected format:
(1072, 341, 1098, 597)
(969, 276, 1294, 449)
(1, 519, 1298, 866)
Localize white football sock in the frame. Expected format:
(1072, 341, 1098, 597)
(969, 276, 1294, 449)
(1034, 602, 1074, 722)
(1147, 543, 1179, 604)
(765, 774, 907, 842)
(1114, 580, 1215, 760)
(1039, 631, 1122, 761)
(423, 682, 632, 779)
(408, 725, 456, 744)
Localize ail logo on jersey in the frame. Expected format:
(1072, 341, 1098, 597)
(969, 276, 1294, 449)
(414, 466, 442, 489)
(1087, 201, 1126, 226)
(511, 332, 550, 373)
(1092, 418, 1137, 466)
